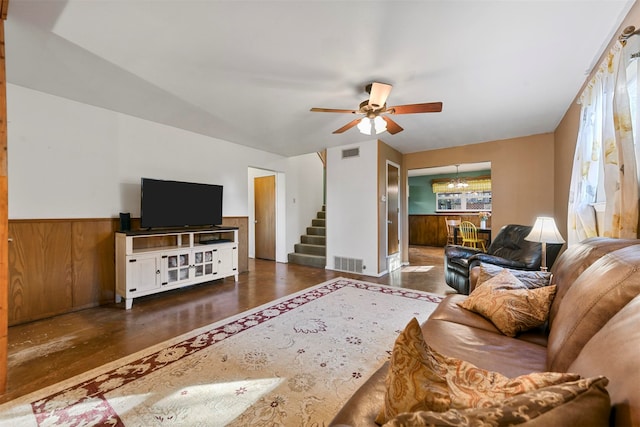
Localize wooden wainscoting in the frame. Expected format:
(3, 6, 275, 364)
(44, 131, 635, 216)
(409, 214, 491, 247)
(7, 217, 249, 326)
(409, 215, 448, 246)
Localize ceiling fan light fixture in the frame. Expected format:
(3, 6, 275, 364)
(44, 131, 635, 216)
(374, 116, 387, 134)
(311, 81, 443, 135)
(357, 116, 387, 135)
(357, 117, 372, 135)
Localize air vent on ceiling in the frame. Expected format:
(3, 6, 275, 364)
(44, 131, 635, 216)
(342, 147, 360, 159)
(334, 256, 364, 273)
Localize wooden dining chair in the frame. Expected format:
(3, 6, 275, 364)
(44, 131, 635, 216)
(459, 221, 486, 252)
(444, 217, 461, 245)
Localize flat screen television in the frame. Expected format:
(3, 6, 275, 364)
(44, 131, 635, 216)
(140, 178, 223, 229)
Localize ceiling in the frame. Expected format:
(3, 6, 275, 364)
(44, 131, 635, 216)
(5, 0, 636, 157)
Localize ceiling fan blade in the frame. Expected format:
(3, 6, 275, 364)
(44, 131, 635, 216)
(332, 118, 362, 134)
(368, 82, 392, 109)
(382, 116, 403, 134)
(388, 102, 443, 114)
(310, 107, 357, 114)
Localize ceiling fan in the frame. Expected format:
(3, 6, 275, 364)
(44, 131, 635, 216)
(310, 82, 442, 135)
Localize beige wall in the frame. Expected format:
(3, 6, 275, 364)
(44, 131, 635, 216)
(554, 99, 581, 240)
(399, 2, 640, 263)
(400, 133, 555, 263)
(554, 1, 640, 240)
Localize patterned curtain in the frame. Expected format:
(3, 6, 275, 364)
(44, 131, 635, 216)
(601, 42, 638, 238)
(432, 178, 491, 194)
(567, 73, 601, 244)
(568, 41, 639, 244)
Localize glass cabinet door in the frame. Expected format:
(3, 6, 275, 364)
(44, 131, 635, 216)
(192, 249, 215, 278)
(164, 251, 192, 284)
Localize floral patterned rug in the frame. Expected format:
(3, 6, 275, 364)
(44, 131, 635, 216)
(0, 278, 442, 426)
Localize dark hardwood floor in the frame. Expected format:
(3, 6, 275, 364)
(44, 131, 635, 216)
(1, 245, 453, 404)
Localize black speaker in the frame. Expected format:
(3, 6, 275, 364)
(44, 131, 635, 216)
(119, 212, 131, 231)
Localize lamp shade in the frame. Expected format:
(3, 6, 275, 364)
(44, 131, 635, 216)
(357, 117, 387, 135)
(357, 118, 372, 135)
(373, 116, 387, 133)
(524, 217, 565, 244)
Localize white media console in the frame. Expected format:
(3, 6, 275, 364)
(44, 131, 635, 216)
(115, 227, 239, 309)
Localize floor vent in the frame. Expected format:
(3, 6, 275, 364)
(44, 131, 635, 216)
(342, 147, 360, 159)
(334, 256, 364, 273)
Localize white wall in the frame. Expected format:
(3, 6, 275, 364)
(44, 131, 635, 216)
(7, 84, 286, 219)
(247, 154, 324, 263)
(326, 141, 378, 276)
(282, 154, 324, 256)
(8, 84, 326, 268)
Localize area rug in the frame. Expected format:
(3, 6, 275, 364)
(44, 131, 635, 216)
(0, 278, 443, 426)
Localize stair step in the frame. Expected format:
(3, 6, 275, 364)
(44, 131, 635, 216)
(317, 211, 326, 219)
(294, 243, 326, 256)
(311, 218, 325, 227)
(288, 253, 326, 268)
(301, 234, 325, 245)
(306, 226, 325, 236)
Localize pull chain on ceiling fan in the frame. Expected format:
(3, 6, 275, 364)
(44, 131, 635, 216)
(310, 82, 443, 135)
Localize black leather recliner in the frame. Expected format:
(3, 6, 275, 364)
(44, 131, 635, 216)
(444, 224, 563, 294)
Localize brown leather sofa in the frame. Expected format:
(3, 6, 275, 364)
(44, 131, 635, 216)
(330, 237, 640, 426)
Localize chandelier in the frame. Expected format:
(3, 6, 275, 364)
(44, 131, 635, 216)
(448, 164, 468, 189)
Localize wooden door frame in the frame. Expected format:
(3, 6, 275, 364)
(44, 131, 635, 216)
(386, 160, 401, 258)
(0, 0, 11, 393)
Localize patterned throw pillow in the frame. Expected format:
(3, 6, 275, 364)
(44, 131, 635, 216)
(477, 263, 552, 289)
(376, 318, 580, 425)
(383, 376, 610, 427)
(458, 269, 557, 337)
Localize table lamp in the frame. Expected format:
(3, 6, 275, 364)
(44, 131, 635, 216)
(524, 217, 565, 271)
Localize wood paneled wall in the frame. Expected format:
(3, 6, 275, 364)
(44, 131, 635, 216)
(409, 215, 448, 246)
(7, 217, 249, 326)
(409, 214, 491, 247)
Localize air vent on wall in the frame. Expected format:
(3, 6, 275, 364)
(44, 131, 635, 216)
(334, 256, 364, 273)
(342, 147, 360, 159)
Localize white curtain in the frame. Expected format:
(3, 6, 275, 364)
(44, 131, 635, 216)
(567, 71, 602, 244)
(568, 41, 639, 244)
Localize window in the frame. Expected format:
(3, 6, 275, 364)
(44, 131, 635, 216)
(432, 176, 492, 213)
(436, 190, 492, 212)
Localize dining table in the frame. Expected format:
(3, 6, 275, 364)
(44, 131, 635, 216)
(453, 226, 492, 247)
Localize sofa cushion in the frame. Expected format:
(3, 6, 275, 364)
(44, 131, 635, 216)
(377, 318, 579, 425)
(477, 263, 552, 289)
(567, 295, 640, 427)
(427, 294, 501, 333)
(547, 245, 640, 372)
(428, 294, 548, 347)
(547, 237, 639, 327)
(382, 376, 610, 427)
(329, 361, 389, 427)
(458, 270, 556, 337)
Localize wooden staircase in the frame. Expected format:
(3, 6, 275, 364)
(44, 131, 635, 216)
(288, 206, 326, 268)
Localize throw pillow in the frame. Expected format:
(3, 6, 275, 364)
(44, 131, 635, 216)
(382, 376, 610, 427)
(374, 318, 451, 425)
(458, 269, 557, 337)
(376, 318, 579, 425)
(477, 263, 552, 289)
